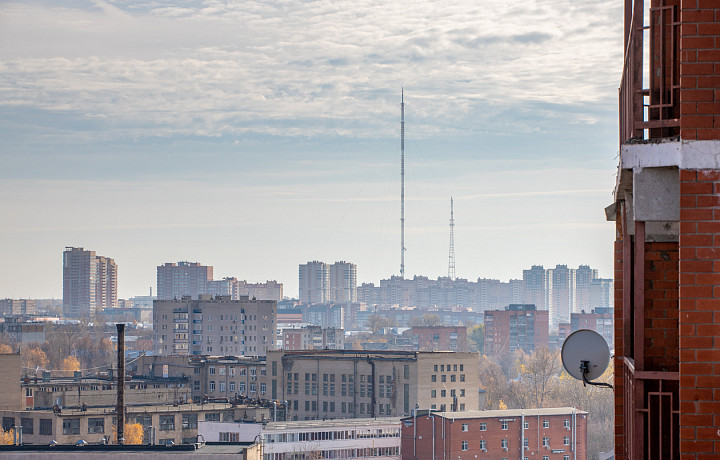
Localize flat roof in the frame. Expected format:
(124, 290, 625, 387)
(411, 407, 588, 420)
(0, 402, 253, 416)
(263, 417, 402, 431)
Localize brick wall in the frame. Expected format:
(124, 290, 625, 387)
(644, 242, 680, 372)
(680, 1, 720, 140)
(613, 237, 625, 458)
(678, 169, 720, 457)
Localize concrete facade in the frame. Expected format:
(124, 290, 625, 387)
(267, 350, 479, 420)
(156, 262, 213, 301)
(63, 247, 118, 317)
(153, 296, 276, 357)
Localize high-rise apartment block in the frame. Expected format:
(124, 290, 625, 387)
(206, 277, 283, 301)
(522, 265, 546, 309)
(62, 247, 117, 317)
(484, 304, 549, 356)
(153, 295, 277, 357)
(328, 261, 357, 303)
(157, 262, 213, 300)
(0, 299, 36, 316)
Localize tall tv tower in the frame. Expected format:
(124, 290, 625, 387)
(400, 89, 406, 279)
(448, 197, 456, 280)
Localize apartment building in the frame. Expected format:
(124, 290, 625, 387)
(156, 262, 213, 300)
(0, 299, 36, 316)
(152, 295, 276, 357)
(570, 307, 613, 348)
(266, 349, 479, 420)
(63, 247, 118, 317)
(400, 407, 588, 460)
(484, 304, 549, 356)
(0, 318, 45, 345)
(298, 261, 329, 304)
(207, 278, 284, 301)
(328, 261, 357, 303)
(402, 326, 468, 352)
(280, 325, 345, 351)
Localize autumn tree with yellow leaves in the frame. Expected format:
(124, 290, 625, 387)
(61, 355, 81, 376)
(112, 422, 144, 445)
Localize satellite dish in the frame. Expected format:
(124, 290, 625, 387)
(561, 329, 612, 388)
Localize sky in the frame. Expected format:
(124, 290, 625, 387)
(0, 0, 623, 300)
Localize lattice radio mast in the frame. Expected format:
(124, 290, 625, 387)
(400, 89, 406, 279)
(448, 197, 456, 279)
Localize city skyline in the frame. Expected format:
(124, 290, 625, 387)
(1, 1, 621, 299)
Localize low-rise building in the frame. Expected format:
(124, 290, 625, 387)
(570, 307, 613, 347)
(200, 417, 401, 460)
(267, 349, 479, 420)
(0, 402, 271, 446)
(0, 317, 45, 344)
(400, 407, 588, 460)
(402, 326, 468, 351)
(0, 299, 37, 316)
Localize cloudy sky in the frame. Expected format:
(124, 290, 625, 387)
(0, 0, 623, 300)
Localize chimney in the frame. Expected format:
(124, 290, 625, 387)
(116, 323, 125, 445)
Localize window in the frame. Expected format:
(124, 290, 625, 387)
(479, 440, 486, 450)
(219, 382, 226, 392)
(501, 439, 508, 449)
(20, 418, 33, 435)
(441, 375, 446, 382)
(460, 374, 465, 382)
(461, 440, 468, 451)
(220, 432, 240, 442)
(524, 438, 529, 448)
(39, 419, 52, 435)
(564, 456, 570, 460)
(441, 390, 446, 397)
(205, 413, 221, 422)
(564, 436, 570, 445)
(461, 423, 468, 432)
(136, 415, 152, 426)
(159, 415, 175, 431)
(542, 436, 549, 447)
(209, 381, 215, 392)
(543, 419, 549, 428)
(450, 374, 456, 382)
(404, 365, 410, 379)
(87, 418, 104, 434)
(524, 420, 529, 429)
(501, 420, 508, 430)
(2, 417, 14, 431)
(219, 367, 226, 376)
(543, 457, 549, 460)
(209, 366, 216, 375)
(431, 390, 436, 398)
(564, 419, 570, 429)
(229, 382, 236, 392)
(182, 414, 197, 429)
(480, 422, 486, 431)
(63, 418, 80, 435)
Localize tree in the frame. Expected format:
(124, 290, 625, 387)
(422, 313, 441, 326)
(512, 347, 561, 408)
(0, 343, 13, 354)
(22, 347, 49, 374)
(61, 355, 81, 376)
(0, 428, 14, 445)
(112, 422, 145, 445)
(477, 355, 510, 410)
(467, 325, 484, 353)
(366, 314, 391, 334)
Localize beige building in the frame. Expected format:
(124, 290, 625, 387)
(153, 295, 277, 357)
(266, 350, 479, 420)
(329, 261, 357, 303)
(0, 402, 270, 446)
(0, 352, 22, 411)
(0, 299, 37, 316)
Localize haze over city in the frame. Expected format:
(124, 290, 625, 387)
(0, 0, 622, 299)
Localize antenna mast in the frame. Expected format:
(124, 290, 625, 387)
(400, 89, 406, 279)
(448, 197, 455, 279)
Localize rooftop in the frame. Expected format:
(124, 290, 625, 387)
(411, 407, 588, 420)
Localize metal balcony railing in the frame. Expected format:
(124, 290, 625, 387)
(622, 357, 679, 460)
(619, 0, 680, 144)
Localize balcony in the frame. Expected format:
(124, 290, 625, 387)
(622, 357, 679, 460)
(619, 0, 680, 145)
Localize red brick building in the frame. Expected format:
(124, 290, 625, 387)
(403, 326, 468, 351)
(400, 407, 588, 460)
(484, 304, 549, 356)
(610, 1, 720, 459)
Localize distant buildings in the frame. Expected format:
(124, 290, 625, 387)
(0, 299, 36, 316)
(157, 262, 282, 301)
(402, 326, 468, 352)
(62, 247, 117, 317)
(153, 295, 277, 357)
(299, 260, 357, 304)
(484, 304, 549, 356)
(0, 317, 45, 345)
(280, 325, 345, 350)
